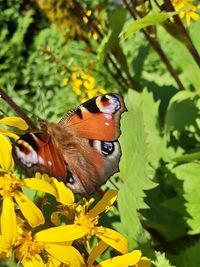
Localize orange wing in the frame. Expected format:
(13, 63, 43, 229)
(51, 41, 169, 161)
(58, 94, 127, 141)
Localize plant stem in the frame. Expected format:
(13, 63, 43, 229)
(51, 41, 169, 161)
(164, 0, 200, 67)
(0, 88, 38, 131)
(124, 0, 185, 90)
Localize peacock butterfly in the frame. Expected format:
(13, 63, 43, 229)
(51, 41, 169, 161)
(0, 90, 127, 196)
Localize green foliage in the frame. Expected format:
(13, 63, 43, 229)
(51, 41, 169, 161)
(122, 12, 176, 38)
(0, 0, 200, 266)
(152, 252, 173, 267)
(171, 163, 200, 234)
(169, 239, 200, 267)
(118, 90, 156, 241)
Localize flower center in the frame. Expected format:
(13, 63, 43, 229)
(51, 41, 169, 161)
(17, 232, 44, 258)
(0, 173, 21, 197)
(75, 202, 99, 236)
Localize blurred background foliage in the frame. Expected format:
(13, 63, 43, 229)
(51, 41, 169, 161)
(0, 0, 200, 266)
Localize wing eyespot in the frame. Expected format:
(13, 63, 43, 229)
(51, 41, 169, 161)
(67, 170, 75, 184)
(101, 141, 114, 156)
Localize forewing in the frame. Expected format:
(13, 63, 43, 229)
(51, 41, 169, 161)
(58, 94, 127, 141)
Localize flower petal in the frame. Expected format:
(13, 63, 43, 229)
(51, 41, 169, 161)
(35, 225, 88, 242)
(0, 117, 28, 130)
(137, 256, 151, 267)
(0, 235, 11, 257)
(96, 227, 128, 254)
(0, 128, 19, 139)
(24, 178, 57, 197)
(45, 256, 61, 267)
(97, 250, 142, 267)
(51, 178, 74, 205)
(14, 191, 44, 227)
(51, 211, 61, 226)
(89, 189, 117, 218)
(45, 243, 84, 267)
(87, 240, 108, 266)
(0, 135, 14, 171)
(1, 196, 17, 246)
(22, 254, 45, 267)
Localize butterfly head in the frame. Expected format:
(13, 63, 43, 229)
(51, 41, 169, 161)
(38, 119, 48, 131)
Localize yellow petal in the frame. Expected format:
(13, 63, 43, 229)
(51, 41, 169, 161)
(45, 256, 61, 267)
(51, 178, 74, 205)
(35, 225, 88, 242)
(137, 256, 151, 267)
(1, 196, 17, 246)
(0, 117, 28, 130)
(22, 254, 45, 267)
(45, 243, 84, 267)
(51, 211, 61, 226)
(14, 191, 44, 227)
(87, 240, 108, 266)
(0, 135, 14, 171)
(0, 235, 11, 256)
(24, 178, 57, 197)
(0, 128, 19, 139)
(97, 250, 142, 267)
(89, 189, 117, 218)
(96, 227, 128, 254)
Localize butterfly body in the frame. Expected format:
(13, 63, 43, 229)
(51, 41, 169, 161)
(12, 94, 127, 195)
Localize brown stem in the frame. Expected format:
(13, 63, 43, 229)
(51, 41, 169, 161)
(164, 0, 200, 67)
(0, 88, 38, 131)
(124, 0, 185, 91)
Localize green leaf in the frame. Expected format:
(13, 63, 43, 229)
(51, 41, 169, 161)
(169, 239, 200, 267)
(173, 151, 200, 163)
(122, 12, 176, 39)
(97, 7, 126, 66)
(118, 90, 155, 241)
(165, 91, 200, 138)
(152, 252, 173, 267)
(172, 162, 200, 234)
(141, 89, 171, 167)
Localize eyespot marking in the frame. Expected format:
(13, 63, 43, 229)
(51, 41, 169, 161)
(101, 141, 114, 156)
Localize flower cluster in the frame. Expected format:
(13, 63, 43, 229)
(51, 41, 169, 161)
(36, 0, 103, 41)
(171, 0, 200, 26)
(71, 67, 107, 103)
(0, 117, 151, 266)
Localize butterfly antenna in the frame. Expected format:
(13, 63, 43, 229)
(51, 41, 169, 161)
(109, 179, 119, 190)
(0, 88, 39, 131)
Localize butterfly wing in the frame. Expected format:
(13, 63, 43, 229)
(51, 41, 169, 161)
(58, 94, 127, 141)
(12, 132, 67, 179)
(57, 94, 126, 195)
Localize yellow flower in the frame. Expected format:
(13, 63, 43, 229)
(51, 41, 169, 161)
(35, 190, 128, 255)
(0, 116, 28, 139)
(172, 0, 200, 26)
(87, 245, 151, 267)
(71, 67, 107, 103)
(0, 135, 14, 172)
(0, 173, 45, 235)
(97, 251, 151, 267)
(0, 219, 84, 267)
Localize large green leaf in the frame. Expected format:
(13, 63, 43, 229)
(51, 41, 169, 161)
(141, 90, 173, 167)
(122, 12, 176, 39)
(165, 91, 200, 140)
(169, 239, 200, 267)
(118, 90, 155, 240)
(171, 162, 200, 234)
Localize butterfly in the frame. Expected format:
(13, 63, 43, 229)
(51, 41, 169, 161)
(4, 92, 126, 196)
